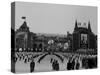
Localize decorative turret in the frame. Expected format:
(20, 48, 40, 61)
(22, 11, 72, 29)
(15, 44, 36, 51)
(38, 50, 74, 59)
(20, 21, 27, 29)
(19, 16, 29, 32)
(88, 21, 92, 32)
(74, 20, 78, 31)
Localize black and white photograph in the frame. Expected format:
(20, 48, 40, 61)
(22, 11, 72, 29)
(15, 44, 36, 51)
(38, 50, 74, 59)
(11, 2, 97, 73)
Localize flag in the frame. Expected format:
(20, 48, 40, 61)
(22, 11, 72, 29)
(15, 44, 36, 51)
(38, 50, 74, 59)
(22, 16, 26, 19)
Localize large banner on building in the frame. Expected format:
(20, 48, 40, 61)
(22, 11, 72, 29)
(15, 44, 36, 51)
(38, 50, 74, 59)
(80, 34, 88, 48)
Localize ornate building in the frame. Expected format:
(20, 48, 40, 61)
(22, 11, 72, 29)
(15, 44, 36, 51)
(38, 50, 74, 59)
(15, 20, 36, 51)
(72, 20, 97, 53)
(15, 18, 97, 53)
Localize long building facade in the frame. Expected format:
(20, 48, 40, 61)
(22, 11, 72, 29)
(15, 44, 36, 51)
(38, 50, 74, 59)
(14, 19, 97, 54)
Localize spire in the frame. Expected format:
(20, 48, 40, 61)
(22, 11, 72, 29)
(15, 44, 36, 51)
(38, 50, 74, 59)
(20, 16, 29, 32)
(88, 21, 92, 32)
(21, 21, 27, 28)
(74, 20, 78, 31)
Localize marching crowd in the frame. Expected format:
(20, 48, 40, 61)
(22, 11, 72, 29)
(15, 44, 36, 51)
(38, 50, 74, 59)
(11, 52, 97, 72)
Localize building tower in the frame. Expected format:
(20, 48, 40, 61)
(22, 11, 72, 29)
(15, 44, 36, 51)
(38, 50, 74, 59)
(74, 20, 78, 31)
(88, 21, 92, 32)
(15, 17, 30, 51)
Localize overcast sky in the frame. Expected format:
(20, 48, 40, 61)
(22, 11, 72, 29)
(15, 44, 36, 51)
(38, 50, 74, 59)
(15, 2, 97, 35)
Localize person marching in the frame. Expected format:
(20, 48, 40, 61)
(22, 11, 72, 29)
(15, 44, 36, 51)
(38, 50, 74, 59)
(30, 59, 35, 72)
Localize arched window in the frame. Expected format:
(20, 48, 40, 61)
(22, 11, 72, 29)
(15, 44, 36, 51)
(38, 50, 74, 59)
(39, 43, 43, 49)
(33, 44, 37, 51)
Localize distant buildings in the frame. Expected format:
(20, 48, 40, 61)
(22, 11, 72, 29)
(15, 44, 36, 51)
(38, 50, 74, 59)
(13, 18, 97, 54)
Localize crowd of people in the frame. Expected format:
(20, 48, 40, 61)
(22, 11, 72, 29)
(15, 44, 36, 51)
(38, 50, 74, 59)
(11, 51, 97, 73)
(50, 59, 59, 71)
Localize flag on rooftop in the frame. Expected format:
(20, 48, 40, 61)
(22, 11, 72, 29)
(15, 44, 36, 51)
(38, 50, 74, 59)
(22, 16, 26, 19)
